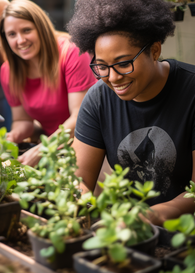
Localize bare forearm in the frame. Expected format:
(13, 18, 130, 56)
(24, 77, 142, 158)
(147, 192, 195, 226)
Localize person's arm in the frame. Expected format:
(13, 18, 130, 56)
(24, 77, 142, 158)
(146, 150, 195, 226)
(17, 90, 88, 166)
(50, 90, 88, 139)
(72, 137, 106, 193)
(6, 105, 34, 143)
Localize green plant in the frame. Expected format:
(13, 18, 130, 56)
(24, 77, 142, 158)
(165, 0, 188, 11)
(14, 126, 86, 259)
(161, 214, 195, 273)
(0, 127, 26, 202)
(79, 165, 160, 266)
(15, 125, 82, 216)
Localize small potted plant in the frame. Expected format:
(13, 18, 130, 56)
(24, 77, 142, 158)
(157, 180, 195, 272)
(160, 214, 195, 272)
(74, 165, 161, 273)
(0, 127, 26, 238)
(165, 0, 188, 21)
(14, 126, 93, 270)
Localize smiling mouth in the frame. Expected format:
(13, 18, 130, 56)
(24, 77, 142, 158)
(112, 82, 131, 91)
(19, 45, 31, 51)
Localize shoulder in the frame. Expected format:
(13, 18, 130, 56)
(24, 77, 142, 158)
(57, 35, 78, 58)
(84, 79, 115, 106)
(166, 59, 195, 75)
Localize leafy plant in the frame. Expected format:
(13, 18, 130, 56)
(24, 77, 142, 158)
(79, 165, 160, 266)
(14, 125, 82, 216)
(165, 0, 188, 11)
(14, 126, 86, 259)
(161, 214, 195, 273)
(0, 127, 26, 202)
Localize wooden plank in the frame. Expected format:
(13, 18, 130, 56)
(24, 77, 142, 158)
(0, 243, 55, 273)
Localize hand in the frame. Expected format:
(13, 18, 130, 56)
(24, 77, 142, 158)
(6, 131, 20, 143)
(17, 144, 41, 167)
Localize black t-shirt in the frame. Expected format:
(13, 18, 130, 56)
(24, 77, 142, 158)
(75, 59, 195, 205)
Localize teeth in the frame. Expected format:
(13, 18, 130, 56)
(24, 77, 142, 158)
(114, 83, 130, 90)
(19, 45, 30, 50)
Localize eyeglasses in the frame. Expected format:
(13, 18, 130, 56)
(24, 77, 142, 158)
(90, 43, 150, 78)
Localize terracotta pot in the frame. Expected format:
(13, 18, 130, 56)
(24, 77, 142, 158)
(28, 229, 93, 270)
(0, 200, 21, 237)
(73, 248, 162, 273)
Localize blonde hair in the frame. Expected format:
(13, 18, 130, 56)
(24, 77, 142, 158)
(0, 0, 59, 99)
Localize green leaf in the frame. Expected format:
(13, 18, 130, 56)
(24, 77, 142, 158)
(30, 203, 36, 214)
(6, 180, 17, 190)
(179, 214, 195, 234)
(163, 218, 180, 232)
(119, 179, 129, 188)
(134, 181, 144, 192)
(83, 236, 107, 249)
(45, 209, 56, 216)
(108, 244, 127, 263)
(114, 164, 123, 174)
(50, 232, 65, 253)
(171, 233, 186, 248)
(19, 199, 29, 209)
(40, 135, 48, 147)
(117, 228, 131, 242)
(184, 193, 195, 199)
(37, 203, 44, 215)
(97, 192, 107, 210)
(97, 181, 104, 189)
(101, 211, 113, 222)
(131, 188, 144, 198)
(40, 246, 55, 258)
(38, 157, 48, 168)
(143, 181, 154, 192)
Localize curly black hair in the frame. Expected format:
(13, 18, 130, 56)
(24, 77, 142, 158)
(67, 0, 175, 54)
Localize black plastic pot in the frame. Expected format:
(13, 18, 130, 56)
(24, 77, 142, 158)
(28, 229, 93, 270)
(73, 248, 162, 273)
(91, 222, 159, 256)
(18, 142, 36, 156)
(156, 226, 177, 248)
(0, 200, 21, 237)
(188, 3, 195, 16)
(173, 6, 185, 21)
(163, 246, 187, 270)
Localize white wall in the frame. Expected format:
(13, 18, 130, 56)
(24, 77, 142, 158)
(161, 5, 195, 65)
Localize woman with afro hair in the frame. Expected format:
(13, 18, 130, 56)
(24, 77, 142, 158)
(68, 0, 195, 226)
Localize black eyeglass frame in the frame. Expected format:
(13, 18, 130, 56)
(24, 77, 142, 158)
(90, 43, 150, 78)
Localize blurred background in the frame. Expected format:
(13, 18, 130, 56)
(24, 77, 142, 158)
(31, 0, 195, 65)
(31, 0, 77, 32)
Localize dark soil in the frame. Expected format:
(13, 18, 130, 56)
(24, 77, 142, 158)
(154, 245, 173, 259)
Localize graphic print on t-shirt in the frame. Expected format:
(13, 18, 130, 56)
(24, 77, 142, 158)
(117, 126, 177, 196)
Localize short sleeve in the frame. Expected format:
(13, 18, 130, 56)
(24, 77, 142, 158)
(0, 62, 21, 106)
(75, 82, 105, 149)
(61, 42, 97, 93)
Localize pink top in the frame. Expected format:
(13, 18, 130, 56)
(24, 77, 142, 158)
(0, 36, 97, 135)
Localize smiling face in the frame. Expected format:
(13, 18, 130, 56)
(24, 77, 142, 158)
(4, 16, 41, 64)
(95, 33, 161, 102)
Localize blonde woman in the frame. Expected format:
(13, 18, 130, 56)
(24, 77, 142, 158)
(0, 0, 96, 166)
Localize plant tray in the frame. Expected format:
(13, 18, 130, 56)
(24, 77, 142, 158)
(0, 210, 55, 273)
